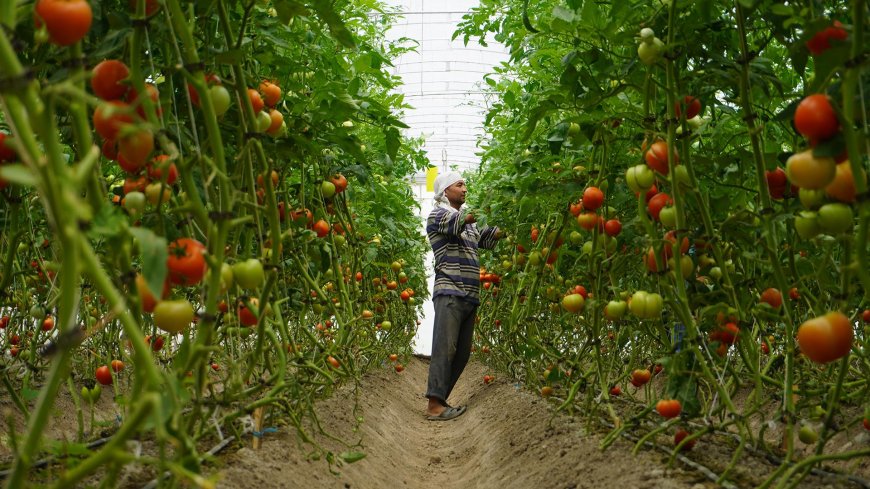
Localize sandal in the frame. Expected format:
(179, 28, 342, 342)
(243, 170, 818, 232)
(426, 405, 466, 421)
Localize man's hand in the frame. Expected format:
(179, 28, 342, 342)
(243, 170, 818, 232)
(464, 213, 476, 224)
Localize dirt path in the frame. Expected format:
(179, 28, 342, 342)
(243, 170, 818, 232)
(216, 358, 708, 489)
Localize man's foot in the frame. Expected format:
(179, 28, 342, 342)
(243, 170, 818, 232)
(425, 397, 456, 417)
(426, 405, 466, 421)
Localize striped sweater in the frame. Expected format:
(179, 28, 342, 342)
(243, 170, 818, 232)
(427, 205, 499, 305)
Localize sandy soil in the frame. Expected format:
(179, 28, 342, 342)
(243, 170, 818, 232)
(213, 357, 867, 489)
(2, 357, 868, 488)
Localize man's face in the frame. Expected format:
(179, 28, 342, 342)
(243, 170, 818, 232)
(444, 180, 467, 206)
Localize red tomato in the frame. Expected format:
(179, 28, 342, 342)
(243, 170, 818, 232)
(248, 88, 264, 113)
(148, 155, 178, 185)
(330, 174, 348, 193)
(765, 167, 787, 199)
(167, 238, 207, 286)
(674, 429, 696, 451)
(41, 316, 54, 331)
(266, 110, 284, 134)
(789, 287, 800, 300)
(582, 187, 604, 211)
(647, 192, 672, 221)
(313, 219, 330, 238)
(93, 101, 136, 140)
(630, 369, 651, 387)
(604, 219, 622, 237)
(863, 418, 870, 431)
(145, 334, 164, 351)
(95, 365, 113, 385)
(237, 298, 259, 326)
(101, 138, 118, 161)
(111, 359, 125, 372)
(825, 162, 862, 203)
(569, 201, 583, 217)
(644, 140, 678, 175)
(123, 175, 149, 195)
(327, 355, 340, 369)
(576, 212, 598, 231)
(0, 133, 17, 162)
(259, 81, 282, 108)
(796, 312, 853, 364)
(806, 21, 848, 56)
(126, 83, 162, 118)
(710, 322, 740, 346)
(609, 386, 621, 396)
(760, 288, 783, 310)
(863, 309, 870, 323)
(794, 94, 839, 141)
(656, 399, 682, 418)
(91, 60, 130, 100)
(674, 96, 701, 119)
(35, 0, 92, 46)
(118, 128, 154, 170)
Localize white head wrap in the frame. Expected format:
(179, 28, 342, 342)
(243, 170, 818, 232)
(433, 171, 464, 206)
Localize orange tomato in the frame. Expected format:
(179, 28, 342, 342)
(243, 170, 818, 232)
(796, 312, 853, 364)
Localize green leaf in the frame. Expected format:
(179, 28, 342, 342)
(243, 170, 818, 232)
(769, 4, 792, 16)
(311, 2, 356, 49)
(215, 49, 245, 65)
(339, 451, 367, 463)
(384, 127, 400, 160)
(130, 228, 168, 302)
(22, 388, 39, 401)
(274, 0, 309, 24)
(0, 164, 37, 187)
(88, 205, 126, 239)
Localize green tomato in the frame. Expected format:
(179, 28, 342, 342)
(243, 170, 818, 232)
(153, 299, 194, 334)
(626, 164, 654, 193)
(256, 110, 271, 132)
(709, 266, 723, 280)
(567, 122, 581, 138)
(380, 320, 392, 330)
(529, 251, 542, 266)
(321, 180, 336, 199)
(817, 203, 853, 235)
(668, 255, 694, 280)
(30, 304, 45, 319)
(637, 36, 664, 65)
(209, 85, 231, 116)
(798, 188, 825, 210)
(659, 206, 677, 229)
(629, 291, 663, 319)
(795, 211, 820, 240)
(673, 165, 691, 188)
(569, 231, 583, 246)
(220, 262, 234, 292)
(232, 258, 265, 289)
(123, 191, 146, 215)
(798, 425, 818, 444)
(334, 234, 346, 247)
(605, 300, 627, 320)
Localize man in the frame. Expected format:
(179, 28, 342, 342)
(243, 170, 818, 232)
(425, 171, 501, 421)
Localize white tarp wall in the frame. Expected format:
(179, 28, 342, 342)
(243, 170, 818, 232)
(380, 0, 508, 355)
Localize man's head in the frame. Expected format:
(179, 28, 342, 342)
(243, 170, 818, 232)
(434, 172, 467, 209)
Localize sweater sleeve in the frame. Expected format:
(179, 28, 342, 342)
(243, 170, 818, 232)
(427, 207, 468, 237)
(478, 226, 499, 250)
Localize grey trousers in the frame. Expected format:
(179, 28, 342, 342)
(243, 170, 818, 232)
(426, 294, 477, 403)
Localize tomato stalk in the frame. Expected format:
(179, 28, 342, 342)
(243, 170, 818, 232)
(839, 0, 870, 300)
(734, 3, 800, 460)
(49, 393, 158, 489)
